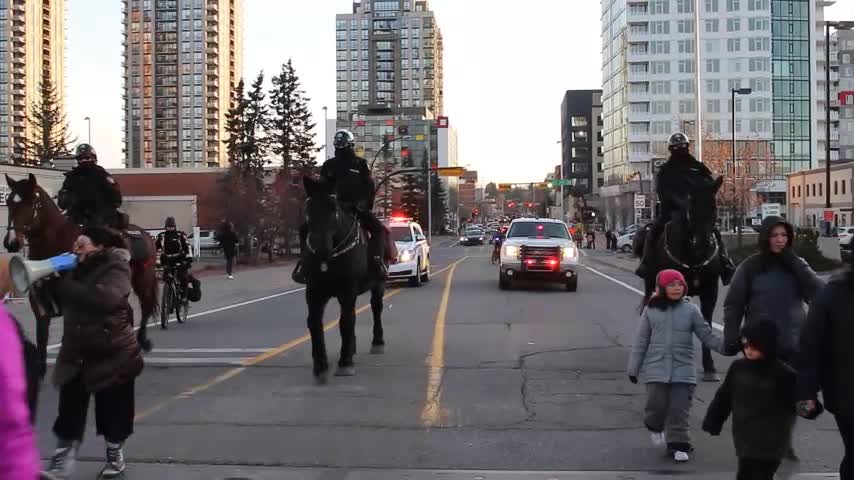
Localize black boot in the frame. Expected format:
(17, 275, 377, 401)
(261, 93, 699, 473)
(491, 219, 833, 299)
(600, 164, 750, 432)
(292, 260, 307, 284)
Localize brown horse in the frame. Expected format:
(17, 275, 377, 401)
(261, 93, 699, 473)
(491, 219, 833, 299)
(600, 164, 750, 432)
(3, 173, 158, 376)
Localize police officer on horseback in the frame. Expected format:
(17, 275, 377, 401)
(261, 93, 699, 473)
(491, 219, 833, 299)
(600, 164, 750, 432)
(635, 133, 735, 282)
(57, 144, 124, 229)
(293, 129, 386, 284)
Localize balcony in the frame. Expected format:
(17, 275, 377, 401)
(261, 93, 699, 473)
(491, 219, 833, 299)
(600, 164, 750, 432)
(206, 65, 218, 75)
(207, 14, 218, 24)
(206, 45, 219, 55)
(11, 25, 24, 35)
(12, 2, 24, 13)
(207, 76, 219, 87)
(207, 33, 219, 44)
(207, 1, 219, 12)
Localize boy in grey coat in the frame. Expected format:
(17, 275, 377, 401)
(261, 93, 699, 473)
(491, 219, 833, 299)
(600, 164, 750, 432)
(628, 269, 723, 462)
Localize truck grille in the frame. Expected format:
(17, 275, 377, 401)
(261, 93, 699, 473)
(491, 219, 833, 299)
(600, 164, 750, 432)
(520, 246, 562, 272)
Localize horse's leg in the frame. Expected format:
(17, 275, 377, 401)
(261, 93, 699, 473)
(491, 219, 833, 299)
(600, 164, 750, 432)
(335, 291, 357, 377)
(131, 260, 158, 352)
(370, 282, 385, 354)
(698, 278, 719, 380)
(29, 293, 50, 379)
(306, 288, 330, 383)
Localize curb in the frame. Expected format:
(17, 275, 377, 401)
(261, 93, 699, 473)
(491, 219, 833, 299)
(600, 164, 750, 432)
(584, 254, 639, 276)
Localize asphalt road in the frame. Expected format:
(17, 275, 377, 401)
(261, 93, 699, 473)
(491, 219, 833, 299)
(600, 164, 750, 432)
(25, 239, 844, 479)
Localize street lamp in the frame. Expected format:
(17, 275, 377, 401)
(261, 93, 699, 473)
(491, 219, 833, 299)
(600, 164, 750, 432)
(84, 116, 91, 144)
(322, 106, 329, 161)
(732, 87, 752, 246)
(824, 21, 854, 235)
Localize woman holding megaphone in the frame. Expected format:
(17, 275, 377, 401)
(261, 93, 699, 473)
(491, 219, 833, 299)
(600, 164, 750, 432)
(41, 226, 144, 480)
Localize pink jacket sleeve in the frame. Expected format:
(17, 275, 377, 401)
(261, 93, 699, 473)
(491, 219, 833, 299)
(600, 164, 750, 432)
(0, 305, 39, 480)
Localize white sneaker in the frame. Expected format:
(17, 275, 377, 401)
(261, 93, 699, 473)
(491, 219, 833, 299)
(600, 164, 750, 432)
(227, 274, 234, 279)
(650, 431, 665, 447)
(674, 450, 690, 462)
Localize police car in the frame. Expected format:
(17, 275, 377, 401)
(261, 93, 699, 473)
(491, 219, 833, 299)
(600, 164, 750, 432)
(385, 217, 431, 287)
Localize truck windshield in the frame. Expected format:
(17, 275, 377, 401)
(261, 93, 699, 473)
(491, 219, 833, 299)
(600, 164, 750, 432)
(507, 222, 569, 239)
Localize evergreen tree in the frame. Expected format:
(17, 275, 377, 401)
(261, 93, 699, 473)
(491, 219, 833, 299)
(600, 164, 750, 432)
(399, 149, 423, 222)
(267, 59, 319, 175)
(17, 68, 74, 166)
(430, 173, 449, 234)
(221, 74, 270, 255)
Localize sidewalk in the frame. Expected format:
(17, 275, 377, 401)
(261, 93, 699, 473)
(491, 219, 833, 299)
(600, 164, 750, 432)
(579, 242, 639, 274)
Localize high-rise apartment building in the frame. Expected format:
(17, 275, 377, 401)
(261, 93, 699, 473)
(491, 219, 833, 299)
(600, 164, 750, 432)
(0, 0, 65, 164)
(560, 90, 604, 213)
(123, 0, 243, 169)
(335, 0, 444, 123)
(825, 29, 854, 163)
(599, 0, 829, 228)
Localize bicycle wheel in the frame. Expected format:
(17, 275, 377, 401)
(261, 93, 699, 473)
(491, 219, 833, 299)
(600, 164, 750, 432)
(160, 280, 174, 329)
(175, 287, 188, 324)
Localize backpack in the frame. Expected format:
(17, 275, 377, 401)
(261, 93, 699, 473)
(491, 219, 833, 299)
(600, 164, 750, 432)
(11, 317, 41, 424)
(187, 274, 202, 303)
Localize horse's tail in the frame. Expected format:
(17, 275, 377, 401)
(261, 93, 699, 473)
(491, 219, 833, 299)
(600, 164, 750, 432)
(132, 258, 159, 353)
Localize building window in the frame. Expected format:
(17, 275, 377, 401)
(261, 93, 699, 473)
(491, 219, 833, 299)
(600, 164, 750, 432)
(652, 101, 671, 114)
(705, 19, 719, 32)
(706, 99, 721, 113)
(706, 79, 721, 93)
(678, 60, 694, 73)
(678, 100, 696, 114)
(706, 59, 720, 73)
(705, 0, 719, 11)
(652, 61, 671, 74)
(727, 18, 741, 32)
(677, 39, 695, 53)
(727, 38, 741, 52)
(650, 21, 670, 34)
(726, 0, 740, 11)
(678, 79, 694, 94)
(747, 0, 768, 10)
(677, 20, 694, 34)
(651, 0, 669, 14)
(676, 0, 694, 13)
(834, 181, 838, 195)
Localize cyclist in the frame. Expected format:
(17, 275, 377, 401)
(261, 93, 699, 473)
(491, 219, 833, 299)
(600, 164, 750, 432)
(155, 217, 192, 302)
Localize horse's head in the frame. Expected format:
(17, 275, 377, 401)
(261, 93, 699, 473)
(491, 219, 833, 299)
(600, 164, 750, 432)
(303, 175, 340, 259)
(3, 173, 46, 253)
(670, 175, 723, 259)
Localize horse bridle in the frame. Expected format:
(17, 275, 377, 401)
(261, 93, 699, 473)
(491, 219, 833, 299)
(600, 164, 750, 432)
(5, 190, 44, 241)
(663, 222, 720, 271)
(304, 198, 362, 260)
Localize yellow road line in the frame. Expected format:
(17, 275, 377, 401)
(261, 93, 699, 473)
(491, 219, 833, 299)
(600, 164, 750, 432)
(420, 256, 466, 427)
(135, 259, 464, 422)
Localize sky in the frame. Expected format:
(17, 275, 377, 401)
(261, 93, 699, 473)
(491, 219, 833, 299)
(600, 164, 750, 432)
(66, 0, 854, 186)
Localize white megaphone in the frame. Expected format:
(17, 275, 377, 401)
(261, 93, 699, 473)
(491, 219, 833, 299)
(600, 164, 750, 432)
(9, 253, 78, 294)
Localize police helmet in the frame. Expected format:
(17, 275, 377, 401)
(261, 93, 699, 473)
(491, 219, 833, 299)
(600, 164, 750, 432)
(333, 129, 355, 150)
(667, 132, 690, 153)
(164, 217, 177, 229)
(75, 143, 98, 162)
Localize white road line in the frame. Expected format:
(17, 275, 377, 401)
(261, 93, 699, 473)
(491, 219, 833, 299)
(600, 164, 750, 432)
(47, 287, 308, 351)
(583, 264, 724, 332)
(46, 357, 248, 366)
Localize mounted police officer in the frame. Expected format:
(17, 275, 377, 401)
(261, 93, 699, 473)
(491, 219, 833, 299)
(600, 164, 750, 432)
(293, 129, 386, 284)
(636, 133, 735, 282)
(57, 144, 123, 229)
(156, 216, 191, 280)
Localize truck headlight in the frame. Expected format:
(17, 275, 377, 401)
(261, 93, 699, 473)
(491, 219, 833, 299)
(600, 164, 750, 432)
(503, 245, 519, 258)
(562, 246, 578, 261)
(399, 249, 414, 262)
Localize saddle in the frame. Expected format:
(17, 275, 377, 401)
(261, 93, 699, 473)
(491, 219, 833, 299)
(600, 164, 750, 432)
(121, 227, 151, 263)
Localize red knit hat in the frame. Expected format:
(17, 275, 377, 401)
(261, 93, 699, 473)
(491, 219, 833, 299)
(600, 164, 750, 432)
(656, 269, 687, 291)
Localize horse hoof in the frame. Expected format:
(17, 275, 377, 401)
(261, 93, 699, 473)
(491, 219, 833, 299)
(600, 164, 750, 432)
(370, 344, 385, 355)
(314, 371, 329, 385)
(335, 365, 356, 377)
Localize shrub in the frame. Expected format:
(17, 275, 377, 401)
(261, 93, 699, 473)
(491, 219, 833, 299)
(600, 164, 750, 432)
(728, 228, 842, 272)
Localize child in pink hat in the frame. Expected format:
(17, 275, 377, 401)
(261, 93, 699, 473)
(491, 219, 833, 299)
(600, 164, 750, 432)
(627, 269, 723, 462)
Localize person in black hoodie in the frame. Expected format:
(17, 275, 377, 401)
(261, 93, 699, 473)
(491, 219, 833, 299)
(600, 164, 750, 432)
(703, 321, 798, 480)
(798, 252, 854, 480)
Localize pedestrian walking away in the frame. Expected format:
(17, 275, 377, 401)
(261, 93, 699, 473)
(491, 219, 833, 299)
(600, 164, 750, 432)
(42, 227, 144, 480)
(216, 220, 238, 280)
(627, 269, 723, 462)
(702, 321, 797, 480)
(797, 251, 854, 480)
(0, 301, 40, 480)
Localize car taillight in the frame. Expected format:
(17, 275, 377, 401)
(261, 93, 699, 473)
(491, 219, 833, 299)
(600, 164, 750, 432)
(547, 258, 558, 267)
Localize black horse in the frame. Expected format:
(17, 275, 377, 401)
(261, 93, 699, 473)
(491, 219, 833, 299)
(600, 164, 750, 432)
(302, 176, 386, 383)
(635, 175, 725, 380)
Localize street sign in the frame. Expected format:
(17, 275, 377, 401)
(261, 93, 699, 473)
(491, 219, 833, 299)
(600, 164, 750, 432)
(433, 167, 465, 177)
(760, 203, 781, 218)
(824, 210, 835, 222)
(415, 134, 425, 141)
(498, 183, 513, 192)
(551, 179, 572, 187)
(634, 194, 646, 209)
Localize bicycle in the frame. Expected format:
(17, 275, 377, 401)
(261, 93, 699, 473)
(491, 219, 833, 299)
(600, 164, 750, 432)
(491, 238, 503, 265)
(160, 260, 189, 329)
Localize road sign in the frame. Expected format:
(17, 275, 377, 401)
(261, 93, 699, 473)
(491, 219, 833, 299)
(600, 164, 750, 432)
(415, 134, 425, 141)
(634, 194, 646, 209)
(551, 179, 572, 187)
(760, 203, 781, 218)
(433, 166, 465, 177)
(824, 210, 835, 222)
(498, 183, 513, 192)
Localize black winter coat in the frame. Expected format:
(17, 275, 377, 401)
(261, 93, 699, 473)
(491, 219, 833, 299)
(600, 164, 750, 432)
(58, 163, 122, 216)
(655, 151, 713, 217)
(703, 358, 797, 460)
(319, 151, 375, 211)
(798, 270, 854, 417)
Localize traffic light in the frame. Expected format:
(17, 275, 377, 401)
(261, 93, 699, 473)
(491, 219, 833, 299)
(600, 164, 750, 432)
(472, 207, 480, 216)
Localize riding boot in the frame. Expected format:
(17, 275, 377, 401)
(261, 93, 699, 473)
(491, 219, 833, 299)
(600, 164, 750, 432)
(635, 228, 657, 278)
(715, 229, 736, 285)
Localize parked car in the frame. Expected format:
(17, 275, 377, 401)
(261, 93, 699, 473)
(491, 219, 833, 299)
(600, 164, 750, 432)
(386, 218, 431, 287)
(616, 232, 635, 253)
(188, 230, 219, 251)
(837, 226, 854, 249)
